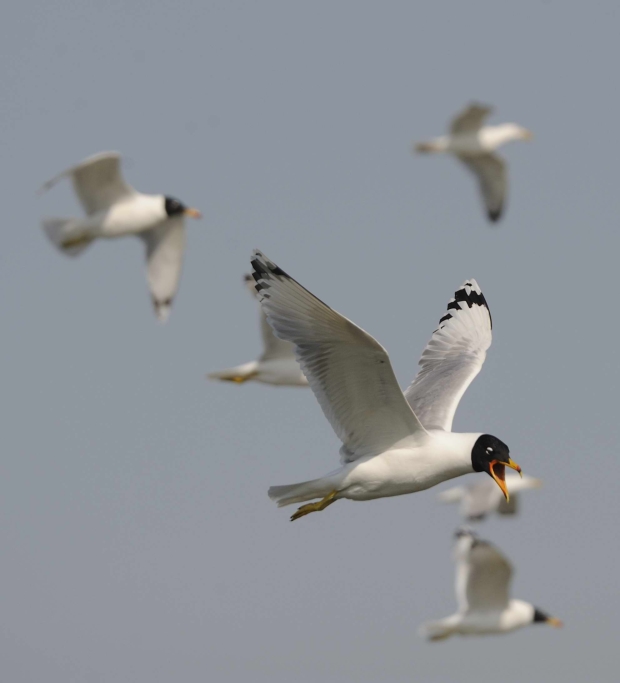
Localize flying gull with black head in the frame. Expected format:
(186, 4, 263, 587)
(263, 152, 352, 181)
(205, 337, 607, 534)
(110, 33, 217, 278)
(250, 250, 522, 521)
(420, 528, 562, 640)
(40, 151, 202, 321)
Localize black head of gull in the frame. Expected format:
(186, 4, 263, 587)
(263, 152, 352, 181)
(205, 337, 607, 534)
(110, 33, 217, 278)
(470, 434, 521, 502)
(533, 607, 563, 628)
(164, 196, 202, 219)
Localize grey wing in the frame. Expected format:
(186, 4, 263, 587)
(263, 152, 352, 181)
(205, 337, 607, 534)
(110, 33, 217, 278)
(450, 103, 493, 134)
(462, 480, 504, 520)
(251, 251, 427, 459)
(404, 280, 492, 432)
(243, 274, 296, 362)
(458, 153, 507, 222)
(140, 217, 186, 322)
(497, 494, 519, 516)
(455, 533, 512, 612)
(497, 474, 542, 515)
(40, 151, 135, 215)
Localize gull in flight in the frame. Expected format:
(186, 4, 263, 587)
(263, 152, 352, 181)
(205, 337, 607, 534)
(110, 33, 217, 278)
(40, 151, 202, 322)
(250, 250, 522, 522)
(207, 274, 308, 386)
(438, 473, 543, 522)
(414, 103, 533, 223)
(421, 529, 562, 640)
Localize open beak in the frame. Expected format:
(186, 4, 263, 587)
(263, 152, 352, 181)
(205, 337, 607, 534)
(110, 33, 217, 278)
(546, 617, 563, 628)
(489, 458, 522, 502)
(183, 207, 202, 219)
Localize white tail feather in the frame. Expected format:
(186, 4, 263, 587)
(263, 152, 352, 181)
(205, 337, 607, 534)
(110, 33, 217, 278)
(42, 218, 94, 257)
(419, 618, 458, 641)
(207, 361, 259, 383)
(268, 478, 333, 507)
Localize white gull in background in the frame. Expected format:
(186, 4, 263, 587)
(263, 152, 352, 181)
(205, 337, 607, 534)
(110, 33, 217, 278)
(415, 103, 532, 223)
(250, 250, 522, 522)
(439, 473, 542, 521)
(208, 274, 308, 386)
(40, 151, 202, 322)
(421, 528, 562, 640)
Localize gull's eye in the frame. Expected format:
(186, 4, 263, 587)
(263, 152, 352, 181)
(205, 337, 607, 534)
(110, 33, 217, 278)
(486, 447, 494, 454)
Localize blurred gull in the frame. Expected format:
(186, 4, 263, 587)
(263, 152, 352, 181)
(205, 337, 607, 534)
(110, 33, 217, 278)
(208, 274, 308, 386)
(415, 103, 532, 223)
(439, 473, 542, 521)
(421, 528, 562, 640)
(40, 151, 202, 322)
(251, 250, 522, 522)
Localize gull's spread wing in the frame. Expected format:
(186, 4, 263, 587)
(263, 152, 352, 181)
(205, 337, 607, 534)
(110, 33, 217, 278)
(251, 250, 427, 459)
(458, 153, 507, 222)
(404, 280, 492, 432)
(140, 217, 186, 322)
(455, 531, 512, 612)
(450, 103, 493, 135)
(243, 274, 296, 362)
(40, 151, 135, 215)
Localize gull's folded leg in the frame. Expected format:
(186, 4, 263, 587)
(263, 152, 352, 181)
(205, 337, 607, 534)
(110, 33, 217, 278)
(61, 233, 93, 250)
(290, 490, 338, 522)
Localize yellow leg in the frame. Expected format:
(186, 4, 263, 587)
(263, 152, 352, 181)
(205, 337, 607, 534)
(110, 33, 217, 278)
(290, 490, 338, 522)
(223, 372, 258, 383)
(61, 234, 91, 250)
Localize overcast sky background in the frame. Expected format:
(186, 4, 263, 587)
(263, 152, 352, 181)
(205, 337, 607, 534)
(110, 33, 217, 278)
(1, 1, 619, 681)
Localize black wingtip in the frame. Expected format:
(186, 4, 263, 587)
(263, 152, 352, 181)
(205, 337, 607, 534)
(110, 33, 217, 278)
(250, 251, 294, 296)
(251, 251, 292, 281)
(488, 209, 502, 223)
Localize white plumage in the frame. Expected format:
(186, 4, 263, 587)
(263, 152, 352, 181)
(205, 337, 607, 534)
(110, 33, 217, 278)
(438, 473, 543, 521)
(40, 151, 202, 322)
(208, 275, 308, 386)
(251, 250, 521, 521)
(415, 103, 533, 222)
(420, 529, 562, 640)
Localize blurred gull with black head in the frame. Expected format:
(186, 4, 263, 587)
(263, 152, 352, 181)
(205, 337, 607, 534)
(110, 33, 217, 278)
(421, 528, 562, 640)
(415, 103, 532, 223)
(40, 151, 202, 322)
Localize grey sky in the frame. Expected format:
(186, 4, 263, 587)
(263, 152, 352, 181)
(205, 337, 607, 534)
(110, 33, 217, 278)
(1, 1, 619, 681)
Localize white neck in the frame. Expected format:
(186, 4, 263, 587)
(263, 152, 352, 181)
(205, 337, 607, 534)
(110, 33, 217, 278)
(499, 600, 535, 632)
(425, 430, 479, 481)
(479, 123, 528, 150)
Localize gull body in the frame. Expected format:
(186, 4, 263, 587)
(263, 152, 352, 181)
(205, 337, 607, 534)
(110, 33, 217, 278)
(428, 599, 541, 637)
(250, 251, 521, 521)
(208, 275, 308, 386)
(40, 151, 202, 321)
(415, 104, 533, 222)
(274, 431, 481, 505)
(439, 473, 543, 521)
(55, 193, 171, 239)
(421, 529, 562, 640)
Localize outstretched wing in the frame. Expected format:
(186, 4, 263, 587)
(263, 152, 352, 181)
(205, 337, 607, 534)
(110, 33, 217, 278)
(140, 217, 186, 322)
(243, 274, 297, 362)
(455, 532, 512, 612)
(458, 153, 507, 222)
(251, 250, 427, 459)
(404, 280, 492, 432)
(450, 103, 493, 135)
(40, 151, 135, 215)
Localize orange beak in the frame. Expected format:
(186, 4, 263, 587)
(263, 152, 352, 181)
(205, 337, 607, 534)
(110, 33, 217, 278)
(489, 458, 522, 502)
(546, 617, 563, 628)
(183, 207, 202, 219)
